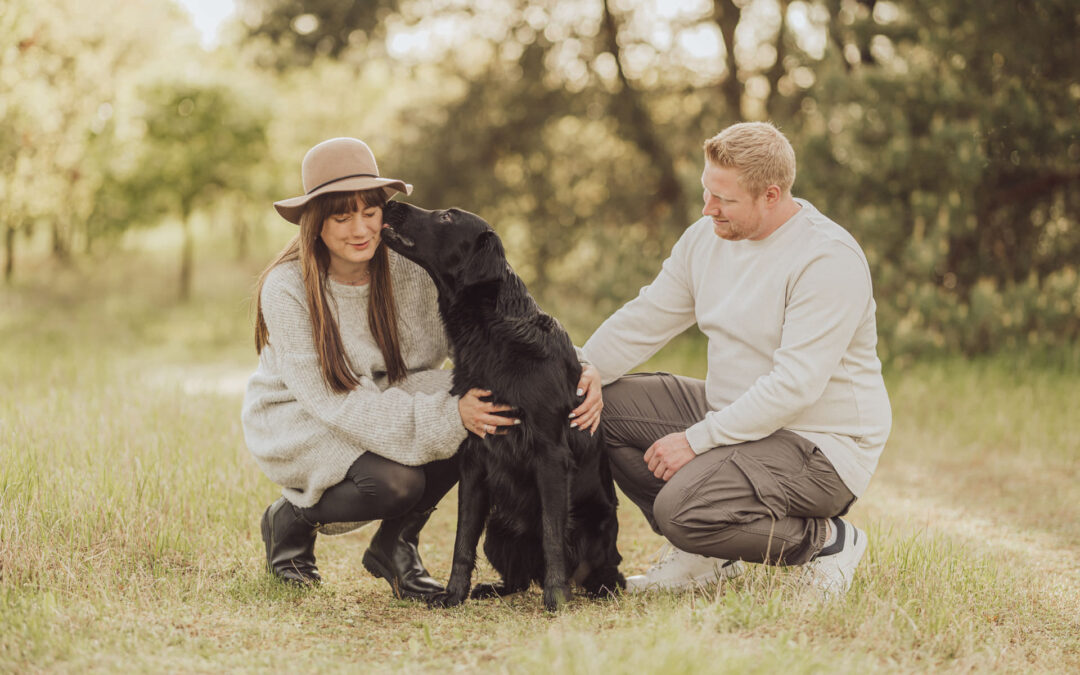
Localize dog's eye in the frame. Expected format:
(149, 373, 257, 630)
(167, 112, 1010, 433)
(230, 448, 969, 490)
(439, 212, 453, 224)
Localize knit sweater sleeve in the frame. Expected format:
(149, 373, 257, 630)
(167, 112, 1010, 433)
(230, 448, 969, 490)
(582, 227, 698, 384)
(260, 266, 467, 466)
(684, 241, 871, 452)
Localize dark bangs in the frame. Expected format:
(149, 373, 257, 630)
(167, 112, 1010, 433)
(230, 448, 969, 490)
(319, 188, 389, 216)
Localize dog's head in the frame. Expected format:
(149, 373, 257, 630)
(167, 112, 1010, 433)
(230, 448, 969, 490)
(382, 201, 507, 297)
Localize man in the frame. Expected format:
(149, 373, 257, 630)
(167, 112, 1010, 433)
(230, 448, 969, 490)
(582, 122, 891, 597)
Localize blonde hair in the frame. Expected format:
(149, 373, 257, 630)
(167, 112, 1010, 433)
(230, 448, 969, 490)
(254, 189, 406, 392)
(703, 122, 796, 198)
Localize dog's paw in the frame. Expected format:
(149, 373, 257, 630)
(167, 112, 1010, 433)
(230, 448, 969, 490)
(470, 583, 503, 599)
(583, 568, 626, 598)
(426, 589, 467, 609)
(542, 584, 572, 612)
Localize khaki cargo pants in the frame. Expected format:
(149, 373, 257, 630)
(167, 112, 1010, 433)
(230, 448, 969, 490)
(602, 373, 855, 565)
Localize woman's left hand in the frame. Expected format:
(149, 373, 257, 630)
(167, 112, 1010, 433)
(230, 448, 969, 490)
(569, 364, 603, 434)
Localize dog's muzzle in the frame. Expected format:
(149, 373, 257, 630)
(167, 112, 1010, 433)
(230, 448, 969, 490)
(380, 226, 414, 248)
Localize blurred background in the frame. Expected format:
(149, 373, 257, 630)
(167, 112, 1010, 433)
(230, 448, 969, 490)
(2, 0, 1078, 365)
(3, 6, 1079, 669)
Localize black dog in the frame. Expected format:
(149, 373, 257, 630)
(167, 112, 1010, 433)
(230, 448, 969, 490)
(382, 202, 625, 611)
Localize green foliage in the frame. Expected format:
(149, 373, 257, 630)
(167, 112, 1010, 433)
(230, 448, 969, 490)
(8, 0, 1079, 356)
(0, 0, 200, 274)
(237, 0, 399, 67)
(126, 80, 269, 299)
(794, 0, 1080, 361)
(136, 82, 269, 218)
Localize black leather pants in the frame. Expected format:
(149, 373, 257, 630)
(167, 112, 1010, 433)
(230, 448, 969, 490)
(298, 452, 459, 525)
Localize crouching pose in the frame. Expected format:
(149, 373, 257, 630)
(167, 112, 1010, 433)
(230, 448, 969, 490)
(584, 122, 892, 598)
(241, 137, 519, 598)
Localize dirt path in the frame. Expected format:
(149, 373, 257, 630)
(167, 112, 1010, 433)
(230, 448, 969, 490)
(868, 481, 1080, 605)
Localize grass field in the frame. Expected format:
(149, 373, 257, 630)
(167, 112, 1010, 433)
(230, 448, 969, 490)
(2, 234, 1079, 673)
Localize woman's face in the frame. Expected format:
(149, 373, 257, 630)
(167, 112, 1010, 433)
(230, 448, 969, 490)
(320, 202, 383, 276)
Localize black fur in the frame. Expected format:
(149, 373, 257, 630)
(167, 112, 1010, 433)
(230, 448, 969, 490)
(382, 202, 625, 611)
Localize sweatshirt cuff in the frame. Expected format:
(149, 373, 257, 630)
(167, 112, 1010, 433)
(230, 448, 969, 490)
(684, 421, 714, 454)
(579, 345, 623, 386)
(444, 395, 469, 444)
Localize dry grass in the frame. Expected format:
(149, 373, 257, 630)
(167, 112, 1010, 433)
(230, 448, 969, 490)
(2, 238, 1078, 673)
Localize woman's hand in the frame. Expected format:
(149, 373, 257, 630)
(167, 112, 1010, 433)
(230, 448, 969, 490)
(569, 364, 603, 434)
(458, 389, 519, 438)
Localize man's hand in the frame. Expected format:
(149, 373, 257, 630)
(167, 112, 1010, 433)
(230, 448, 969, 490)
(644, 432, 696, 481)
(569, 364, 603, 434)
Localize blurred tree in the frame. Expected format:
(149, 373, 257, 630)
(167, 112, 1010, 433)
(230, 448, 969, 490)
(599, 0, 687, 234)
(380, 0, 833, 312)
(384, 4, 675, 302)
(0, 107, 20, 282)
(795, 0, 1080, 357)
(135, 82, 269, 300)
(823, 0, 881, 69)
(0, 0, 49, 282)
(237, 0, 399, 67)
(0, 115, 29, 283)
(0, 0, 200, 280)
(81, 116, 154, 255)
(8, 0, 1075, 358)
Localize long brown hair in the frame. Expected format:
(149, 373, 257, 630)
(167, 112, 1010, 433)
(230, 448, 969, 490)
(254, 189, 407, 392)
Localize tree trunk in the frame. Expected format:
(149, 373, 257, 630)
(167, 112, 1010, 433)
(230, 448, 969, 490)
(765, 0, 789, 120)
(51, 218, 70, 261)
(234, 202, 249, 262)
(600, 0, 689, 233)
(824, 0, 878, 69)
(4, 224, 14, 284)
(179, 214, 193, 302)
(714, 0, 743, 120)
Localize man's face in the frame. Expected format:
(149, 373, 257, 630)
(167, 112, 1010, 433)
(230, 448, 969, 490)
(701, 163, 768, 241)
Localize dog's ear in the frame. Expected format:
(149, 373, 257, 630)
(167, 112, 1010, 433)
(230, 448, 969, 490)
(461, 230, 506, 287)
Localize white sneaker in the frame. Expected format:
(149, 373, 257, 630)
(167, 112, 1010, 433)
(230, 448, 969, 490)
(625, 543, 745, 593)
(802, 518, 868, 599)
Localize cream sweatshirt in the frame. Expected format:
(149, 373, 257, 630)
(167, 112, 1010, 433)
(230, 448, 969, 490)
(241, 252, 468, 509)
(583, 199, 891, 496)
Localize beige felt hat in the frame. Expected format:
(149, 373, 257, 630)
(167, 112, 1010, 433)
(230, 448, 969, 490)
(273, 137, 413, 224)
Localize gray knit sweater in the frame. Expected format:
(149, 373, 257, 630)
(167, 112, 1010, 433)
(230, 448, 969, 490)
(241, 252, 468, 509)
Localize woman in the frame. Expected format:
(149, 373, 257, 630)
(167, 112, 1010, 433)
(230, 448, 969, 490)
(243, 137, 605, 599)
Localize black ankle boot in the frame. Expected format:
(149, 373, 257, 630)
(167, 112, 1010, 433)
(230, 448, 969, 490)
(260, 497, 321, 585)
(362, 508, 444, 599)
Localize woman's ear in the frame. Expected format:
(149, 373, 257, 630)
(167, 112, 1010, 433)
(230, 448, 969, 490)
(461, 231, 506, 287)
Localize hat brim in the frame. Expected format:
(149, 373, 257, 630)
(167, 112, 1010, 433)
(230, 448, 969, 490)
(273, 176, 413, 224)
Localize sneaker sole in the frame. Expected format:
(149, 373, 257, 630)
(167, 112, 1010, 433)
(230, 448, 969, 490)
(624, 560, 746, 593)
(841, 528, 869, 592)
(719, 560, 746, 579)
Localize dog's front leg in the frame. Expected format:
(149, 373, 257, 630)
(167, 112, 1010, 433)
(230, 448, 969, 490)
(536, 449, 572, 612)
(428, 451, 488, 609)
